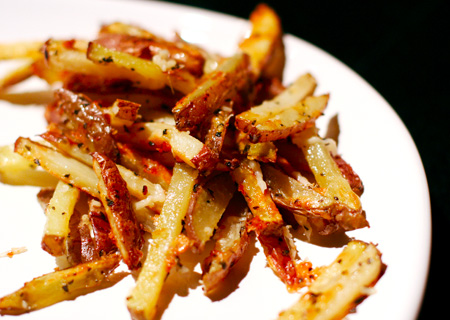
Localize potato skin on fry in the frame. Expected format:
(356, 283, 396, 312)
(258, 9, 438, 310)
(92, 152, 143, 270)
(0, 253, 121, 315)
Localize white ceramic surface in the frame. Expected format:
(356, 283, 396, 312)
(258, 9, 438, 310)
(0, 1, 431, 319)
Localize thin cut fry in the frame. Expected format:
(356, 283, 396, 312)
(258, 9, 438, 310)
(278, 241, 384, 320)
(41, 180, 80, 256)
(0, 253, 121, 315)
(126, 163, 198, 320)
(92, 152, 144, 270)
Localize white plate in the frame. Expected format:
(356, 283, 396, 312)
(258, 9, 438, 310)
(0, 0, 431, 319)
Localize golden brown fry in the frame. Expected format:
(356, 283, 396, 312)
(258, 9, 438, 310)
(126, 163, 198, 320)
(92, 152, 143, 270)
(0, 253, 121, 315)
(237, 94, 328, 143)
(87, 42, 197, 94)
(235, 73, 318, 142)
(114, 121, 216, 172)
(236, 130, 278, 162)
(172, 52, 250, 133)
(278, 241, 384, 320)
(239, 3, 285, 80)
(292, 127, 368, 231)
(232, 158, 283, 232)
(15, 137, 165, 212)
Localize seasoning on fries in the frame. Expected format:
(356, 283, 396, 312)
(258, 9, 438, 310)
(0, 3, 385, 319)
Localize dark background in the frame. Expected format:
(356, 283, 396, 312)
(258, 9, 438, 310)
(161, 0, 447, 318)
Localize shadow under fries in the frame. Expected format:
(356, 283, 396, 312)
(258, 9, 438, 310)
(0, 89, 54, 105)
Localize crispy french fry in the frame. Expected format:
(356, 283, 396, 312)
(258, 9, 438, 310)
(41, 40, 167, 91)
(172, 52, 250, 133)
(126, 163, 198, 320)
(235, 73, 317, 140)
(14, 137, 165, 212)
(87, 42, 197, 94)
(238, 3, 285, 80)
(41, 180, 80, 256)
(238, 94, 328, 143)
(232, 158, 283, 231)
(0, 253, 121, 315)
(92, 152, 143, 270)
(278, 241, 384, 320)
(291, 127, 368, 231)
(236, 130, 278, 162)
(114, 121, 216, 172)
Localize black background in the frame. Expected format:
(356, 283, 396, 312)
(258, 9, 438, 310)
(161, 0, 448, 318)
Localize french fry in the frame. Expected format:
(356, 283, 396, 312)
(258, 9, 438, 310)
(114, 121, 216, 172)
(172, 52, 250, 133)
(238, 94, 328, 143)
(0, 59, 35, 91)
(0, 41, 43, 60)
(41, 39, 167, 91)
(41, 180, 80, 257)
(262, 164, 354, 233)
(0, 253, 121, 315)
(231, 158, 283, 231)
(99, 22, 156, 39)
(238, 3, 285, 80)
(117, 143, 172, 190)
(236, 130, 278, 162)
(92, 152, 143, 270)
(185, 172, 236, 250)
(201, 199, 250, 294)
(235, 73, 318, 142)
(291, 127, 369, 231)
(14, 137, 166, 212)
(87, 42, 197, 94)
(278, 241, 384, 320)
(126, 163, 198, 320)
(0, 144, 58, 187)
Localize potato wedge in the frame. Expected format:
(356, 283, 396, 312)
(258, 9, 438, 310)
(0, 253, 121, 315)
(278, 241, 384, 320)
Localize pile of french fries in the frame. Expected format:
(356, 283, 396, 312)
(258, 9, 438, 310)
(0, 4, 385, 320)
